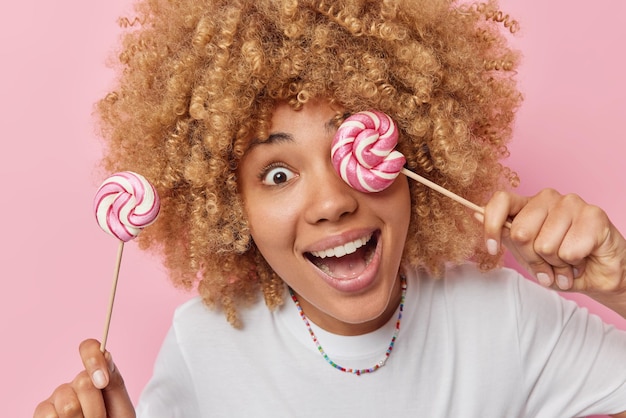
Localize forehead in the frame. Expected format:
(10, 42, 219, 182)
(246, 101, 345, 151)
(270, 100, 343, 132)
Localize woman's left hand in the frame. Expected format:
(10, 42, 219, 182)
(480, 189, 626, 302)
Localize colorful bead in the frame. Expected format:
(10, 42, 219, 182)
(289, 276, 407, 375)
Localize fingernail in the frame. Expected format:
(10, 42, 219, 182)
(92, 369, 107, 389)
(573, 268, 580, 277)
(486, 239, 499, 256)
(556, 275, 570, 290)
(105, 352, 115, 373)
(536, 273, 552, 287)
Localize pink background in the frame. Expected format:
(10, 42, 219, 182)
(1, 1, 624, 416)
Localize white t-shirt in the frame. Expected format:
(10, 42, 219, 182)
(136, 264, 626, 417)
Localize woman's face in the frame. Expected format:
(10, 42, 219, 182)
(238, 100, 411, 335)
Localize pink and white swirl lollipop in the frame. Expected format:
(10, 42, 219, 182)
(93, 171, 160, 351)
(331, 110, 511, 228)
(94, 171, 160, 242)
(331, 110, 406, 193)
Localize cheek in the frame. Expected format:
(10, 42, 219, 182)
(246, 200, 302, 281)
(246, 195, 299, 252)
(378, 177, 411, 221)
(382, 178, 412, 245)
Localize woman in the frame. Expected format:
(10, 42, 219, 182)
(35, 0, 626, 416)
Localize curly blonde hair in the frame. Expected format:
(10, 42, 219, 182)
(96, 0, 522, 326)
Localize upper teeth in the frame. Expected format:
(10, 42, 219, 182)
(309, 234, 372, 259)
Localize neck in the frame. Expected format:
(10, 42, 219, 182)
(292, 276, 404, 336)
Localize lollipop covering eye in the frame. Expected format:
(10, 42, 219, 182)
(93, 171, 161, 242)
(331, 110, 406, 193)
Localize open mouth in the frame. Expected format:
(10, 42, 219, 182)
(305, 232, 379, 279)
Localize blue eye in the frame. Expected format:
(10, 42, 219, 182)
(262, 165, 296, 185)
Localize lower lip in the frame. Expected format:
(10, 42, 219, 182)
(309, 237, 382, 293)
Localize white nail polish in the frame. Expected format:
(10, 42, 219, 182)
(92, 370, 107, 388)
(537, 273, 552, 287)
(486, 239, 499, 256)
(557, 275, 570, 290)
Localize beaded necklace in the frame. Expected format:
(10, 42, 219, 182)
(288, 276, 407, 375)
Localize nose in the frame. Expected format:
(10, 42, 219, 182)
(304, 163, 359, 224)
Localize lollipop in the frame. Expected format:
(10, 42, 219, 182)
(332, 110, 511, 227)
(93, 171, 161, 351)
(331, 110, 406, 193)
(94, 171, 160, 241)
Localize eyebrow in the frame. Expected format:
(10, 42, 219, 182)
(248, 132, 293, 149)
(247, 117, 339, 150)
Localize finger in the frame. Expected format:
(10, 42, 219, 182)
(34, 400, 59, 418)
(51, 383, 83, 418)
(79, 339, 110, 389)
(556, 202, 606, 265)
(101, 354, 136, 417)
(527, 202, 576, 290)
(498, 189, 579, 289)
(534, 195, 604, 291)
(73, 370, 107, 418)
(80, 339, 135, 416)
(507, 210, 560, 288)
(481, 191, 529, 255)
(565, 205, 620, 293)
(533, 194, 587, 260)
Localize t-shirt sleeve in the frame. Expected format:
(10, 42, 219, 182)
(135, 325, 201, 418)
(513, 273, 626, 417)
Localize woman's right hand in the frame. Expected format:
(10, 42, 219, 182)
(34, 339, 135, 418)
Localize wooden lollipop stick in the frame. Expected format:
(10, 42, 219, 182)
(100, 241, 125, 353)
(401, 168, 513, 229)
(94, 172, 160, 353)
